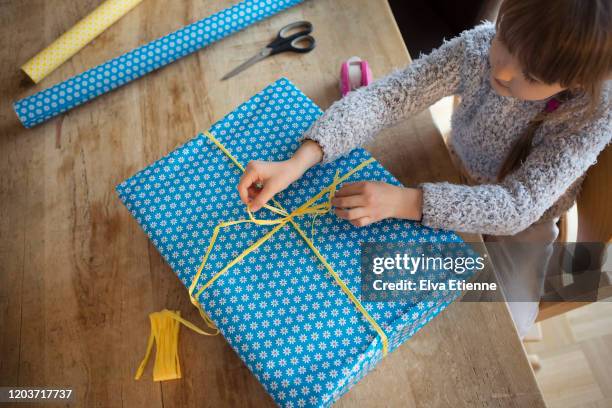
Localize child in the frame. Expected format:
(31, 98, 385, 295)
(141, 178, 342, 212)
(237, 0, 611, 338)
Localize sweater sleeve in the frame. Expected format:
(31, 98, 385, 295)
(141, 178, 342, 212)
(301, 27, 472, 163)
(419, 113, 612, 235)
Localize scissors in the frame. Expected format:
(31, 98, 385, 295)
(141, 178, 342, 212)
(222, 21, 316, 80)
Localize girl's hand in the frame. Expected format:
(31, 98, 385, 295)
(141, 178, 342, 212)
(237, 140, 323, 212)
(331, 182, 423, 227)
(237, 160, 303, 212)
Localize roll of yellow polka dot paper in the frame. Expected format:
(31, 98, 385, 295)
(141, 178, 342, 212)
(21, 0, 143, 83)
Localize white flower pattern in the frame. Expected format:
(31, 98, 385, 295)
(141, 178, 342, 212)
(117, 78, 470, 408)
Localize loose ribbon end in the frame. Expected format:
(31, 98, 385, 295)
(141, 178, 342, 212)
(135, 308, 218, 382)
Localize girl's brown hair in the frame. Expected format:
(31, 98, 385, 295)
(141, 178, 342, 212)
(496, 0, 612, 180)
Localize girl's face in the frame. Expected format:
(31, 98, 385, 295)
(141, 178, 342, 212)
(489, 35, 567, 100)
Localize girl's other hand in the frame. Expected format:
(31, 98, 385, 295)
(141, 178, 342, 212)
(331, 182, 423, 227)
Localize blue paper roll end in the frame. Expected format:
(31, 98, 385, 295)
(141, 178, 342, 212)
(13, 100, 31, 129)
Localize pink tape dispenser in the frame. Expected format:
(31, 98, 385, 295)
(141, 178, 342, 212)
(340, 56, 372, 97)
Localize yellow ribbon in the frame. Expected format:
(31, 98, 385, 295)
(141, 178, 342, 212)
(135, 130, 388, 381)
(189, 131, 388, 354)
(134, 309, 218, 381)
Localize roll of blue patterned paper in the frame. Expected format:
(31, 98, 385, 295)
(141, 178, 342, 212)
(14, 0, 304, 128)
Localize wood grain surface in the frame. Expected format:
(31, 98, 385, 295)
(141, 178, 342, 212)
(0, 0, 545, 407)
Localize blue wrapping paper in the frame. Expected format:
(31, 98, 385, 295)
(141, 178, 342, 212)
(117, 78, 474, 407)
(14, 0, 303, 128)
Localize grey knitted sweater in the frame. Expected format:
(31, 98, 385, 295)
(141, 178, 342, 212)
(302, 22, 611, 235)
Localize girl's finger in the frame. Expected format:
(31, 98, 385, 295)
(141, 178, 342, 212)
(237, 171, 258, 204)
(334, 206, 368, 220)
(247, 185, 261, 199)
(350, 217, 372, 227)
(250, 182, 277, 212)
(331, 194, 367, 208)
(335, 182, 368, 197)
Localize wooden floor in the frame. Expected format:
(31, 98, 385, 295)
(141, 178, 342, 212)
(525, 302, 612, 408)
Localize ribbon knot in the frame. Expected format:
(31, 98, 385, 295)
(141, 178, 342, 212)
(245, 169, 341, 240)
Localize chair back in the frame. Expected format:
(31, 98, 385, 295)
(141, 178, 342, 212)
(577, 144, 612, 243)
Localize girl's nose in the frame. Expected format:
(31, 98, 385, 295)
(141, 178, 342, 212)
(492, 64, 514, 84)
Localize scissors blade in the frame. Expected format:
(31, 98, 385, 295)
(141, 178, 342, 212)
(221, 48, 272, 80)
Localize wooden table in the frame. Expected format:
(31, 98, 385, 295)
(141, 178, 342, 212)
(0, 0, 545, 406)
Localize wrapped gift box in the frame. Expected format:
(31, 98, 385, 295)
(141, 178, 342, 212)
(117, 78, 474, 407)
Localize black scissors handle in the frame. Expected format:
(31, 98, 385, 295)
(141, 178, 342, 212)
(267, 21, 316, 55)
